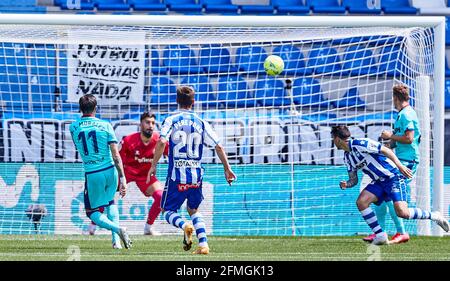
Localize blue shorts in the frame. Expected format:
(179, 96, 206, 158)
(365, 175, 408, 206)
(161, 179, 204, 212)
(84, 165, 118, 214)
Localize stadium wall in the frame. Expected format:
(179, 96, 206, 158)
(0, 162, 448, 236)
(1, 113, 449, 235)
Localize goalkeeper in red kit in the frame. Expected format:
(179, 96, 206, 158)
(87, 112, 168, 235)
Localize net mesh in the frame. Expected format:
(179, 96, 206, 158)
(0, 23, 437, 235)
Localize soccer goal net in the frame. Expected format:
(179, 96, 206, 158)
(0, 15, 445, 236)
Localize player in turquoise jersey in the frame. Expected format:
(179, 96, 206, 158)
(70, 94, 132, 249)
(364, 84, 420, 244)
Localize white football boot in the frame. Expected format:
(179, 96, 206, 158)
(432, 212, 450, 232)
(371, 232, 389, 245)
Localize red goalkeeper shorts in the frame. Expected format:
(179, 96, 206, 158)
(125, 173, 160, 196)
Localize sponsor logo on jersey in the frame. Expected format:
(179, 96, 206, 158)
(356, 160, 367, 170)
(174, 160, 201, 168)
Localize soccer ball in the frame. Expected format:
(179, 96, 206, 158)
(264, 55, 284, 76)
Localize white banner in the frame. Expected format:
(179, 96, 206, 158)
(67, 30, 146, 104)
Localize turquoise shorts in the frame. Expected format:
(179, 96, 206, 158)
(84, 165, 118, 214)
(400, 160, 418, 186)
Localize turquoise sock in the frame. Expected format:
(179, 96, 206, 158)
(90, 211, 120, 234)
(106, 205, 121, 244)
(387, 201, 406, 234)
(373, 202, 387, 231)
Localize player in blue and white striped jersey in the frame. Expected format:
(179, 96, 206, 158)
(332, 125, 449, 245)
(148, 86, 236, 255)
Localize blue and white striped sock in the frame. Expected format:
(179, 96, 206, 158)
(191, 213, 208, 248)
(164, 211, 186, 230)
(361, 207, 383, 235)
(408, 208, 434, 220)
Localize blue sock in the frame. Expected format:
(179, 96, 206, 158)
(90, 210, 120, 234)
(164, 211, 186, 230)
(373, 202, 387, 231)
(361, 207, 383, 234)
(106, 204, 121, 244)
(191, 213, 208, 247)
(387, 201, 406, 234)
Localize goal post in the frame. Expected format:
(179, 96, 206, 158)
(0, 15, 445, 236)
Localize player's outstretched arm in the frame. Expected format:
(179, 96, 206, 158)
(110, 143, 127, 197)
(147, 138, 167, 184)
(380, 145, 413, 179)
(215, 144, 236, 186)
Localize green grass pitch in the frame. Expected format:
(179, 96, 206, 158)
(0, 235, 449, 261)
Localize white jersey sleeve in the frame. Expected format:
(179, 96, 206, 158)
(160, 116, 174, 141)
(351, 138, 381, 154)
(203, 120, 220, 146)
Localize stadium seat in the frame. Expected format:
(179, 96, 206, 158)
(273, 44, 311, 76)
(59, 0, 95, 10)
(165, 0, 203, 12)
(253, 77, 287, 107)
(149, 76, 177, 106)
(342, 0, 381, 14)
(333, 111, 391, 123)
(200, 0, 239, 13)
(342, 45, 376, 76)
(94, 0, 130, 11)
(331, 87, 366, 109)
(180, 75, 213, 107)
(199, 44, 238, 73)
(272, 0, 310, 15)
(240, 2, 274, 14)
(28, 45, 57, 111)
(307, 46, 346, 75)
(446, 79, 450, 109)
(129, 0, 167, 11)
(0, 43, 28, 74)
(377, 44, 404, 77)
(0, 0, 45, 13)
(59, 77, 81, 113)
(446, 57, 450, 77)
(30, 75, 56, 111)
(162, 45, 203, 74)
(411, 0, 450, 15)
(292, 78, 330, 108)
(236, 45, 267, 74)
(28, 44, 57, 76)
(216, 75, 252, 108)
(0, 4, 46, 13)
(381, 0, 417, 14)
(306, 0, 346, 14)
(0, 0, 36, 5)
(446, 18, 450, 46)
(0, 73, 28, 111)
(150, 47, 167, 74)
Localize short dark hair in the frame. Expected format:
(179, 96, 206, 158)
(176, 86, 195, 107)
(79, 94, 97, 114)
(140, 111, 156, 122)
(331, 125, 351, 140)
(393, 84, 409, 102)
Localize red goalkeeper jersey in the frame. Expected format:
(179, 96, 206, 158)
(119, 132, 168, 178)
